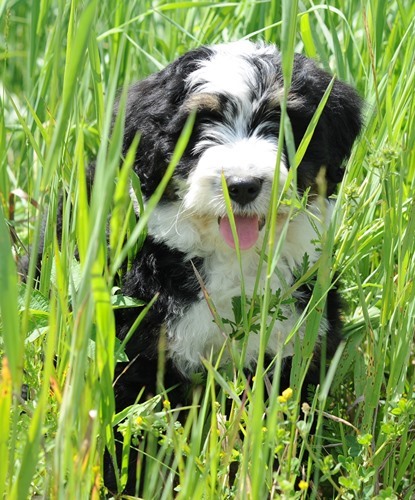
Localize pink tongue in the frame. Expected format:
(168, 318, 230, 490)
(219, 215, 259, 250)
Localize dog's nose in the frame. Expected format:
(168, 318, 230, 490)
(226, 176, 263, 206)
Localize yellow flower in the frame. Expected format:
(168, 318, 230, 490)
(278, 387, 293, 403)
(298, 480, 308, 490)
(282, 388, 293, 400)
(135, 416, 143, 426)
(163, 399, 171, 410)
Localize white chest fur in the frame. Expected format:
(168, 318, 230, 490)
(165, 206, 329, 376)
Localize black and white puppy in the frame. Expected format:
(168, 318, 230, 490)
(108, 40, 362, 491)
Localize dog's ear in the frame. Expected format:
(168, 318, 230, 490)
(117, 47, 212, 197)
(288, 55, 363, 195)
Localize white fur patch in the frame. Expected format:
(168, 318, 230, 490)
(167, 202, 332, 375)
(186, 40, 277, 98)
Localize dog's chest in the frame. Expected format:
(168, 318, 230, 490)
(163, 207, 329, 376)
(166, 249, 300, 376)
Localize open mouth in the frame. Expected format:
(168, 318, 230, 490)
(218, 215, 266, 250)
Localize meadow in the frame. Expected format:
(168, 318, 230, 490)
(1, 0, 415, 498)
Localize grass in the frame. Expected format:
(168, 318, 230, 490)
(1, 0, 415, 498)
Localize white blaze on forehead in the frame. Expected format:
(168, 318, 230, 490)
(186, 40, 278, 98)
(197, 137, 279, 178)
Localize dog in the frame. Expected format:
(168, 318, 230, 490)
(105, 40, 362, 493)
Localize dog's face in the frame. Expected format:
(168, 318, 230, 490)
(122, 41, 362, 255)
(181, 43, 283, 252)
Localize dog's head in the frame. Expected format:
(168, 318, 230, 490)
(121, 41, 362, 254)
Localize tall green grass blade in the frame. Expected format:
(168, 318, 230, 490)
(0, 208, 22, 389)
(42, 0, 97, 190)
(0, 359, 12, 498)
